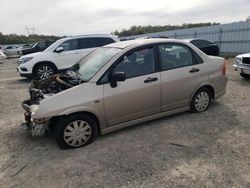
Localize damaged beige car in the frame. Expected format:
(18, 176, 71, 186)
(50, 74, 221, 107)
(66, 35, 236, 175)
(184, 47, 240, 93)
(22, 39, 228, 149)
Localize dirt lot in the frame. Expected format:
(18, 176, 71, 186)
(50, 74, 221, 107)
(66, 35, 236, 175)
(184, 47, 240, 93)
(0, 58, 249, 188)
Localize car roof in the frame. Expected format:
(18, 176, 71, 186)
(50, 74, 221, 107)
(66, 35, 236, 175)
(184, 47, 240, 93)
(105, 38, 189, 49)
(63, 34, 118, 40)
(182, 38, 214, 43)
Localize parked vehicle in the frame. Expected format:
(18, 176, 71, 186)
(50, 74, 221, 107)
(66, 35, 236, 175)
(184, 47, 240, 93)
(3, 45, 21, 57)
(21, 39, 228, 149)
(22, 44, 33, 49)
(184, 39, 220, 56)
(0, 51, 7, 60)
(233, 53, 250, 78)
(17, 34, 119, 80)
(19, 40, 55, 55)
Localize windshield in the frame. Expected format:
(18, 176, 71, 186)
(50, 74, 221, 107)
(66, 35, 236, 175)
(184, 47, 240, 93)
(75, 47, 121, 81)
(31, 42, 38, 48)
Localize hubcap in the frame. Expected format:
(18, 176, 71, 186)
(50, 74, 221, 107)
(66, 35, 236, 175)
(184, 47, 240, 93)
(63, 120, 92, 147)
(194, 91, 210, 112)
(37, 65, 53, 80)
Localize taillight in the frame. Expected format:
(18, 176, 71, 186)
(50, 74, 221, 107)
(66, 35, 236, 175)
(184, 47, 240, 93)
(222, 61, 226, 76)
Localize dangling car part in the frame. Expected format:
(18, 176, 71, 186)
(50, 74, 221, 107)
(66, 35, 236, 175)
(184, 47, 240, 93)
(21, 71, 82, 135)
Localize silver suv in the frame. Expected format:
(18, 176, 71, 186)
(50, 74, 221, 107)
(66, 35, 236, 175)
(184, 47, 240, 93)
(22, 39, 228, 149)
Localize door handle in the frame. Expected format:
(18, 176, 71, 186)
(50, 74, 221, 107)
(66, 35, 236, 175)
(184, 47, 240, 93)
(144, 77, 158, 83)
(189, 68, 200, 73)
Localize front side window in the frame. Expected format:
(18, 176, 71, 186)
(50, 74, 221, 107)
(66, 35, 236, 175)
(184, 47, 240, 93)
(59, 39, 78, 51)
(113, 47, 155, 79)
(158, 44, 195, 71)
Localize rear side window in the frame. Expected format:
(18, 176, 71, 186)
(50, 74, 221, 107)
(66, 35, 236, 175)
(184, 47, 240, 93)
(158, 44, 196, 71)
(79, 37, 115, 49)
(59, 39, 78, 51)
(97, 37, 115, 46)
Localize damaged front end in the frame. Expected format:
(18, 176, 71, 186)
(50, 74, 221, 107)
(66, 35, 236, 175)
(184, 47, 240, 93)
(22, 99, 49, 136)
(21, 72, 82, 136)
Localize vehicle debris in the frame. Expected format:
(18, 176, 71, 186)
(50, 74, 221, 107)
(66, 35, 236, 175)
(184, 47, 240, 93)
(9, 164, 27, 177)
(170, 143, 188, 148)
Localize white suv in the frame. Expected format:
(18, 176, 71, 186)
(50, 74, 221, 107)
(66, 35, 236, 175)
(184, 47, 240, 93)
(17, 34, 119, 80)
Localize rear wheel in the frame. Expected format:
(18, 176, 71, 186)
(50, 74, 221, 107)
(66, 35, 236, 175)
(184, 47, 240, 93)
(34, 63, 56, 80)
(190, 88, 211, 113)
(240, 73, 250, 79)
(54, 114, 98, 149)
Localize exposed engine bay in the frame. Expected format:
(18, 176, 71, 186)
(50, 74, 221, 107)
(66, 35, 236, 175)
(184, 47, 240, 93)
(28, 71, 82, 104)
(21, 71, 82, 135)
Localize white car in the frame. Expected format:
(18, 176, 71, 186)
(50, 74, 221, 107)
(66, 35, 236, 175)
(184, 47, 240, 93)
(3, 45, 21, 57)
(233, 53, 250, 78)
(17, 35, 119, 80)
(0, 51, 7, 60)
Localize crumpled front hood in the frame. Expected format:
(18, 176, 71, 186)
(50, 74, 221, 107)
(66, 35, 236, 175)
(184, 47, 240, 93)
(32, 81, 104, 120)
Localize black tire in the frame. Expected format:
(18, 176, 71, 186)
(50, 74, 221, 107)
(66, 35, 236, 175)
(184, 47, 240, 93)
(54, 113, 98, 149)
(190, 87, 211, 113)
(240, 73, 250, 79)
(34, 63, 56, 80)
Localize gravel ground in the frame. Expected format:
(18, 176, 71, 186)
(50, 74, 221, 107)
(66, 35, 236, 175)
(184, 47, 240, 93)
(0, 58, 249, 188)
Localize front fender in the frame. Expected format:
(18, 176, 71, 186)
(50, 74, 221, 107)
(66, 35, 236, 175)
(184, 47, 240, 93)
(58, 105, 107, 129)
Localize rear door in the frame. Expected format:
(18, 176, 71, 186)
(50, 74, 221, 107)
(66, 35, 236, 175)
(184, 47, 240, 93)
(102, 46, 162, 126)
(158, 43, 206, 111)
(54, 39, 82, 69)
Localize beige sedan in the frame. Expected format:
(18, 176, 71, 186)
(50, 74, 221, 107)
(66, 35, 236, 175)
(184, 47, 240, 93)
(22, 39, 228, 149)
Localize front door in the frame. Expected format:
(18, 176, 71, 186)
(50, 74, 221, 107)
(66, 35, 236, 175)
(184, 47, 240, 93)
(103, 46, 161, 126)
(54, 39, 82, 70)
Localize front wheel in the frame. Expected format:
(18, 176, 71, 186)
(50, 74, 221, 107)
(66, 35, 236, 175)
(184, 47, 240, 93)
(54, 114, 98, 149)
(34, 63, 56, 80)
(240, 73, 250, 79)
(190, 88, 211, 113)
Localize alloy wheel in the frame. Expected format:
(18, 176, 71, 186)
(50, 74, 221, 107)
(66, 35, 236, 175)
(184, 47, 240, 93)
(37, 65, 53, 80)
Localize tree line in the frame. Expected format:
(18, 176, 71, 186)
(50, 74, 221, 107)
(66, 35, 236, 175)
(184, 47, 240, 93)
(0, 33, 62, 45)
(112, 22, 220, 37)
(0, 22, 220, 44)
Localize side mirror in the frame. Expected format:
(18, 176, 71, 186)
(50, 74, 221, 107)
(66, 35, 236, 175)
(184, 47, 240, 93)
(110, 71, 126, 88)
(55, 46, 64, 53)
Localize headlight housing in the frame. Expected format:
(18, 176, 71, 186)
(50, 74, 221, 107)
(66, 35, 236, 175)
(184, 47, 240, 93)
(235, 57, 242, 64)
(19, 57, 33, 64)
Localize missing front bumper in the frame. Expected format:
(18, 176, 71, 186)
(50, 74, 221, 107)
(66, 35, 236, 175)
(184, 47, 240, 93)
(21, 100, 49, 136)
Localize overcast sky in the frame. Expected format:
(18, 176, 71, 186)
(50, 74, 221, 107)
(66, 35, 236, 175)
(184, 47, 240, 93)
(0, 0, 249, 36)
